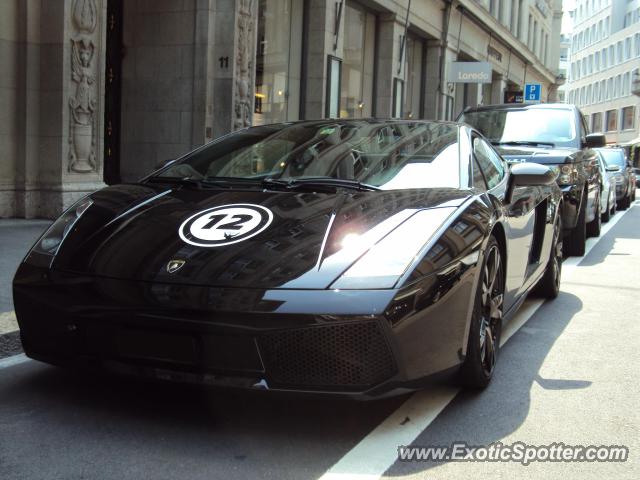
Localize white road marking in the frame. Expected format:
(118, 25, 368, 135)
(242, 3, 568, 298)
(0, 353, 29, 369)
(318, 201, 636, 480)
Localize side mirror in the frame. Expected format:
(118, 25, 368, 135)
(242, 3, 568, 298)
(506, 162, 556, 203)
(606, 165, 620, 172)
(510, 162, 557, 187)
(584, 133, 606, 148)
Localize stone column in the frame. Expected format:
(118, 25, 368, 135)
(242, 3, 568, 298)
(490, 74, 507, 105)
(11, 0, 107, 218)
(424, 41, 457, 120)
(211, 0, 258, 138)
(374, 13, 404, 118)
(303, 0, 344, 120)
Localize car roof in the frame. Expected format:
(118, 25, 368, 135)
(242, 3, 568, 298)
(462, 103, 576, 113)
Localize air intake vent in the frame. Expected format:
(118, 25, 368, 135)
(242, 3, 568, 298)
(259, 321, 396, 389)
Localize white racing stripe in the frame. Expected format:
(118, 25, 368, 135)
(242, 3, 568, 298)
(318, 200, 636, 480)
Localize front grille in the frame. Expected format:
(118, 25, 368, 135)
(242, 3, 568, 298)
(258, 321, 396, 389)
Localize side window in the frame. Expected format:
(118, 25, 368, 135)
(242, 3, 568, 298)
(473, 157, 487, 190)
(473, 137, 504, 189)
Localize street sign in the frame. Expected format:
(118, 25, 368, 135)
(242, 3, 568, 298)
(504, 91, 524, 103)
(448, 62, 493, 83)
(524, 83, 542, 102)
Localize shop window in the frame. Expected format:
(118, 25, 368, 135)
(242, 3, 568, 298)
(340, 2, 375, 118)
(254, 0, 303, 126)
(403, 35, 424, 119)
(622, 106, 635, 130)
(605, 109, 618, 132)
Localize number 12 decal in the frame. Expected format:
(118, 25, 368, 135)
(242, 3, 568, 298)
(179, 204, 274, 247)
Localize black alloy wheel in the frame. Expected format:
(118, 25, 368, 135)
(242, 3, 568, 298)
(566, 191, 587, 256)
(534, 214, 563, 299)
(460, 236, 504, 388)
(602, 195, 611, 223)
(587, 194, 601, 237)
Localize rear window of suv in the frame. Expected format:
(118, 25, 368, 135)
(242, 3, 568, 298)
(598, 149, 626, 168)
(460, 108, 578, 148)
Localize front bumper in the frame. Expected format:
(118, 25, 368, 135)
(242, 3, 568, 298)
(13, 263, 472, 398)
(615, 183, 628, 200)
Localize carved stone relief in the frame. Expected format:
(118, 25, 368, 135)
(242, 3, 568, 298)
(233, 0, 256, 130)
(69, 0, 99, 173)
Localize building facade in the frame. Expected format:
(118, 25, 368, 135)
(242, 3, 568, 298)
(565, 0, 640, 144)
(0, 0, 562, 218)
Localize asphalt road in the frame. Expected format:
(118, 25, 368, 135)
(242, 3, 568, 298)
(0, 205, 638, 480)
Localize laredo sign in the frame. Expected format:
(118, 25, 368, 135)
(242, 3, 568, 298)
(448, 62, 493, 83)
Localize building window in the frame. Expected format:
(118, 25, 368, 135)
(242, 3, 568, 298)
(340, 2, 375, 118)
(592, 112, 603, 132)
(403, 34, 424, 119)
(254, 0, 303, 126)
(606, 109, 618, 132)
(622, 106, 635, 130)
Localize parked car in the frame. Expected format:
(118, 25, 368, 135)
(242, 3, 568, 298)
(595, 150, 617, 222)
(597, 147, 636, 209)
(459, 103, 604, 256)
(13, 120, 563, 397)
(634, 168, 640, 188)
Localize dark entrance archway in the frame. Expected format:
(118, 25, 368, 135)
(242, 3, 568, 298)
(103, 0, 123, 185)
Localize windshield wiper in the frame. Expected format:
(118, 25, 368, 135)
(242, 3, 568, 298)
(146, 176, 205, 188)
(147, 176, 263, 189)
(262, 177, 380, 192)
(492, 140, 555, 148)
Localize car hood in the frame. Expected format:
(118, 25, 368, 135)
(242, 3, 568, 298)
(53, 184, 469, 289)
(495, 145, 576, 164)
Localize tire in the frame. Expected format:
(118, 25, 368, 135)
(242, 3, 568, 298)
(619, 192, 630, 210)
(611, 197, 617, 216)
(534, 214, 563, 299)
(459, 236, 504, 389)
(566, 191, 587, 256)
(586, 195, 601, 237)
(602, 196, 611, 223)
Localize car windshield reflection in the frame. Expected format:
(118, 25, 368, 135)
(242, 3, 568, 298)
(155, 121, 462, 190)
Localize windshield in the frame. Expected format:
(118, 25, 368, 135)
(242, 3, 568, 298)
(460, 108, 577, 148)
(155, 121, 461, 190)
(598, 149, 626, 168)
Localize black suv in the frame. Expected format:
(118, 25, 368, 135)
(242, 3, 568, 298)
(459, 103, 605, 256)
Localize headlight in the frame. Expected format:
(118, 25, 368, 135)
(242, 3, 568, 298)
(550, 164, 577, 186)
(614, 173, 625, 184)
(24, 197, 93, 268)
(330, 207, 456, 289)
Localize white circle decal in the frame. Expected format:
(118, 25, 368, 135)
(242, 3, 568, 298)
(179, 204, 273, 247)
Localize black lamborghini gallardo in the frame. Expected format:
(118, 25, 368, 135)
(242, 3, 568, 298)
(14, 120, 563, 397)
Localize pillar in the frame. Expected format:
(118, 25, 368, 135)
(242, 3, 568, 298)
(303, 0, 344, 119)
(424, 41, 457, 120)
(374, 13, 404, 118)
(490, 74, 507, 105)
(211, 0, 258, 137)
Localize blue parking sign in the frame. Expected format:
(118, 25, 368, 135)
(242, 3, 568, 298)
(524, 83, 541, 102)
